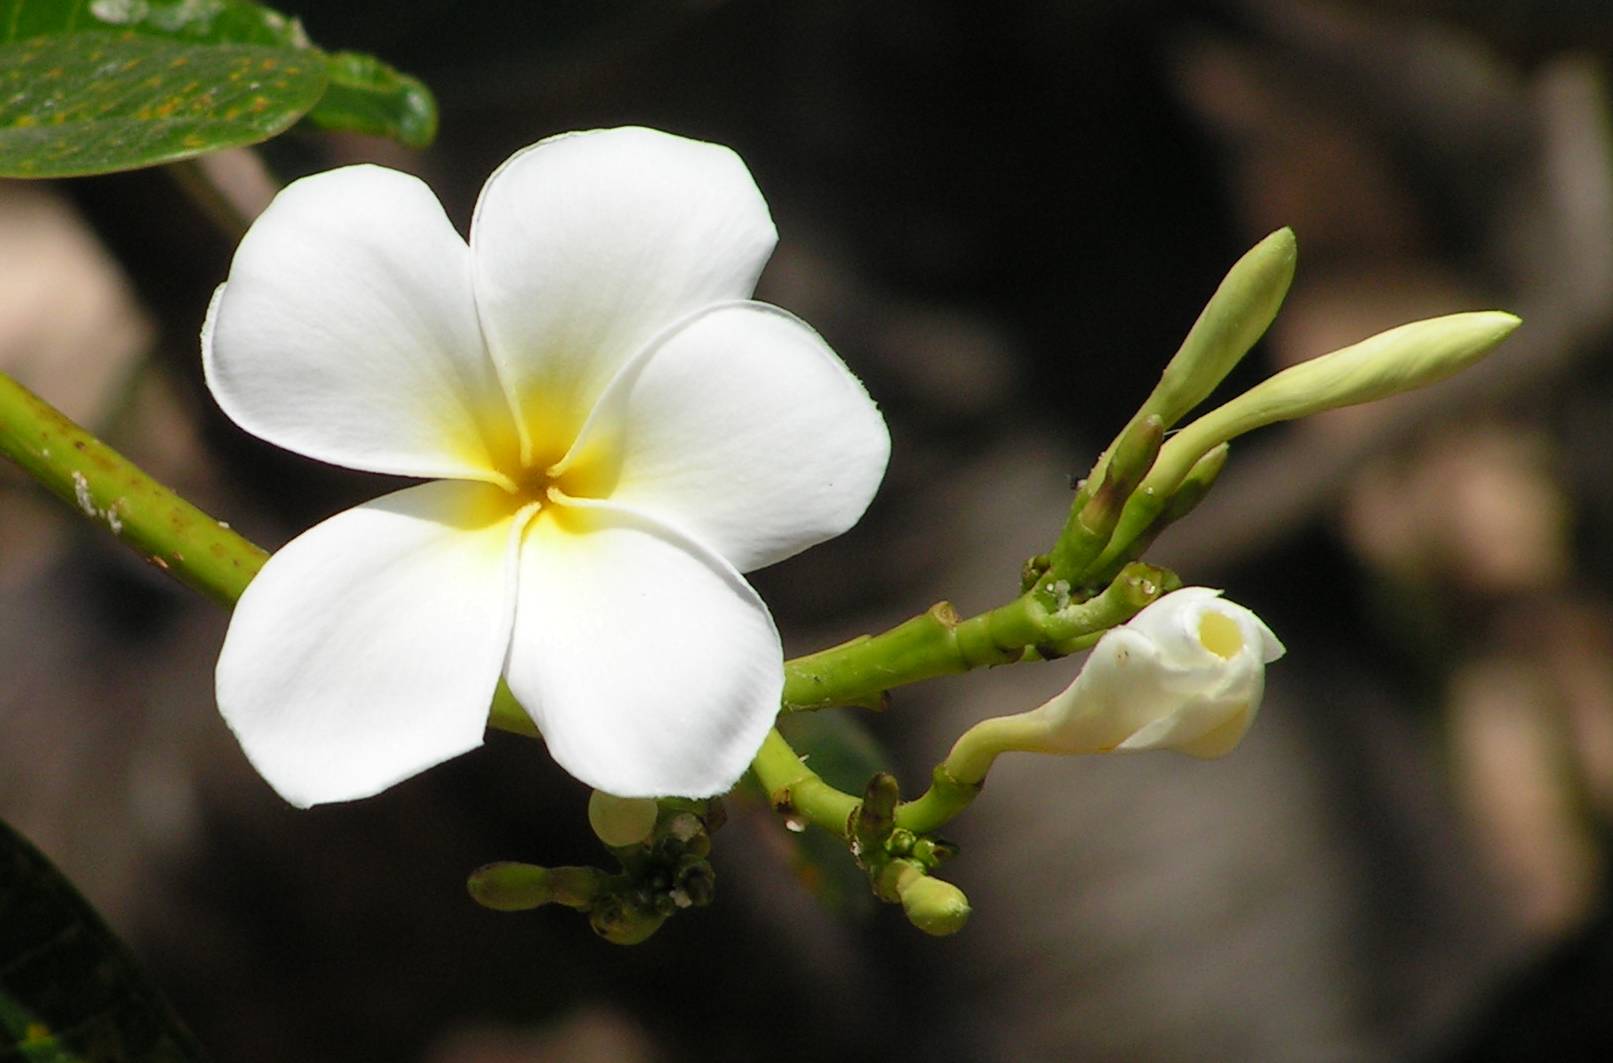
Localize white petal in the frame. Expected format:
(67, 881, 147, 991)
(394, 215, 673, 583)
(470, 128, 777, 457)
(216, 480, 531, 807)
(1121, 693, 1259, 759)
(1032, 628, 1179, 753)
(559, 302, 890, 572)
(1128, 586, 1286, 667)
(504, 499, 782, 797)
(204, 165, 519, 483)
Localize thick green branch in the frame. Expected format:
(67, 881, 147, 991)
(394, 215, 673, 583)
(0, 372, 265, 605)
(782, 566, 1170, 714)
(749, 728, 859, 834)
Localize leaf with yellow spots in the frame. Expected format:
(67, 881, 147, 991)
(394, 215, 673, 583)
(0, 31, 324, 177)
(0, 0, 438, 177)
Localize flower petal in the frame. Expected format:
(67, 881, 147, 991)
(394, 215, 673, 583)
(216, 480, 531, 807)
(504, 499, 782, 798)
(1128, 586, 1286, 668)
(1120, 692, 1259, 758)
(204, 165, 518, 483)
(559, 302, 890, 573)
(470, 128, 777, 457)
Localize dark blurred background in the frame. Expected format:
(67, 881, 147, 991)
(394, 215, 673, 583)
(7, 0, 1613, 1059)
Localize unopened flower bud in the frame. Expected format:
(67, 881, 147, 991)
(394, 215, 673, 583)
(891, 863, 971, 937)
(588, 791, 660, 848)
(1139, 227, 1298, 430)
(1090, 229, 1297, 490)
(1025, 587, 1284, 759)
(1147, 311, 1521, 498)
(466, 862, 601, 911)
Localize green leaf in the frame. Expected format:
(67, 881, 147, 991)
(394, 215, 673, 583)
(0, 817, 209, 1062)
(0, 32, 326, 177)
(302, 50, 436, 150)
(0, 0, 437, 178)
(1, 0, 311, 46)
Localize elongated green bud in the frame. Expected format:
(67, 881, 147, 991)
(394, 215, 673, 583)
(1086, 229, 1296, 493)
(1141, 227, 1298, 428)
(1146, 311, 1521, 499)
(466, 862, 603, 911)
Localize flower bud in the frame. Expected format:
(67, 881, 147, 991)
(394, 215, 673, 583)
(881, 860, 971, 936)
(1081, 229, 1295, 500)
(1146, 311, 1520, 498)
(1025, 587, 1284, 759)
(1138, 226, 1298, 429)
(587, 790, 660, 848)
(466, 862, 601, 911)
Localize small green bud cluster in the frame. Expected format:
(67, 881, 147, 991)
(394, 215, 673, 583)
(467, 798, 725, 946)
(849, 773, 969, 936)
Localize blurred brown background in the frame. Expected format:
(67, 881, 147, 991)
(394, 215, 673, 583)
(6, 0, 1613, 1059)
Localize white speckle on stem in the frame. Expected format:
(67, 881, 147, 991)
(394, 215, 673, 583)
(72, 471, 96, 518)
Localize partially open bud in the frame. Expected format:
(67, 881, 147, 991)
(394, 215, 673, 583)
(1025, 587, 1285, 758)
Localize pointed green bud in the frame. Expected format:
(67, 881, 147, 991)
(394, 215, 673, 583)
(1145, 311, 1520, 499)
(587, 790, 661, 848)
(1084, 229, 1295, 495)
(1141, 227, 1298, 429)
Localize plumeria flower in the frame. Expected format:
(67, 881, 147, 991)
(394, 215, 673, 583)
(1022, 587, 1284, 759)
(204, 127, 890, 808)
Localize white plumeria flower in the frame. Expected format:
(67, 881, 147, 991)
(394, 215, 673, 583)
(1024, 587, 1285, 758)
(203, 127, 890, 808)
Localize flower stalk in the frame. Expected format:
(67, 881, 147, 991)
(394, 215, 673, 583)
(0, 370, 266, 605)
(0, 369, 1157, 837)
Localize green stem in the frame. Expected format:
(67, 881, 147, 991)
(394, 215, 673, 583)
(892, 763, 981, 835)
(1, 371, 1163, 839)
(781, 568, 1167, 714)
(0, 371, 265, 605)
(749, 728, 859, 834)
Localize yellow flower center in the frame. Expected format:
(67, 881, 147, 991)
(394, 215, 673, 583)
(1197, 611, 1244, 660)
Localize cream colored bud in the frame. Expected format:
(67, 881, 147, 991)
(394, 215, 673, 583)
(1025, 587, 1285, 759)
(1146, 311, 1521, 497)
